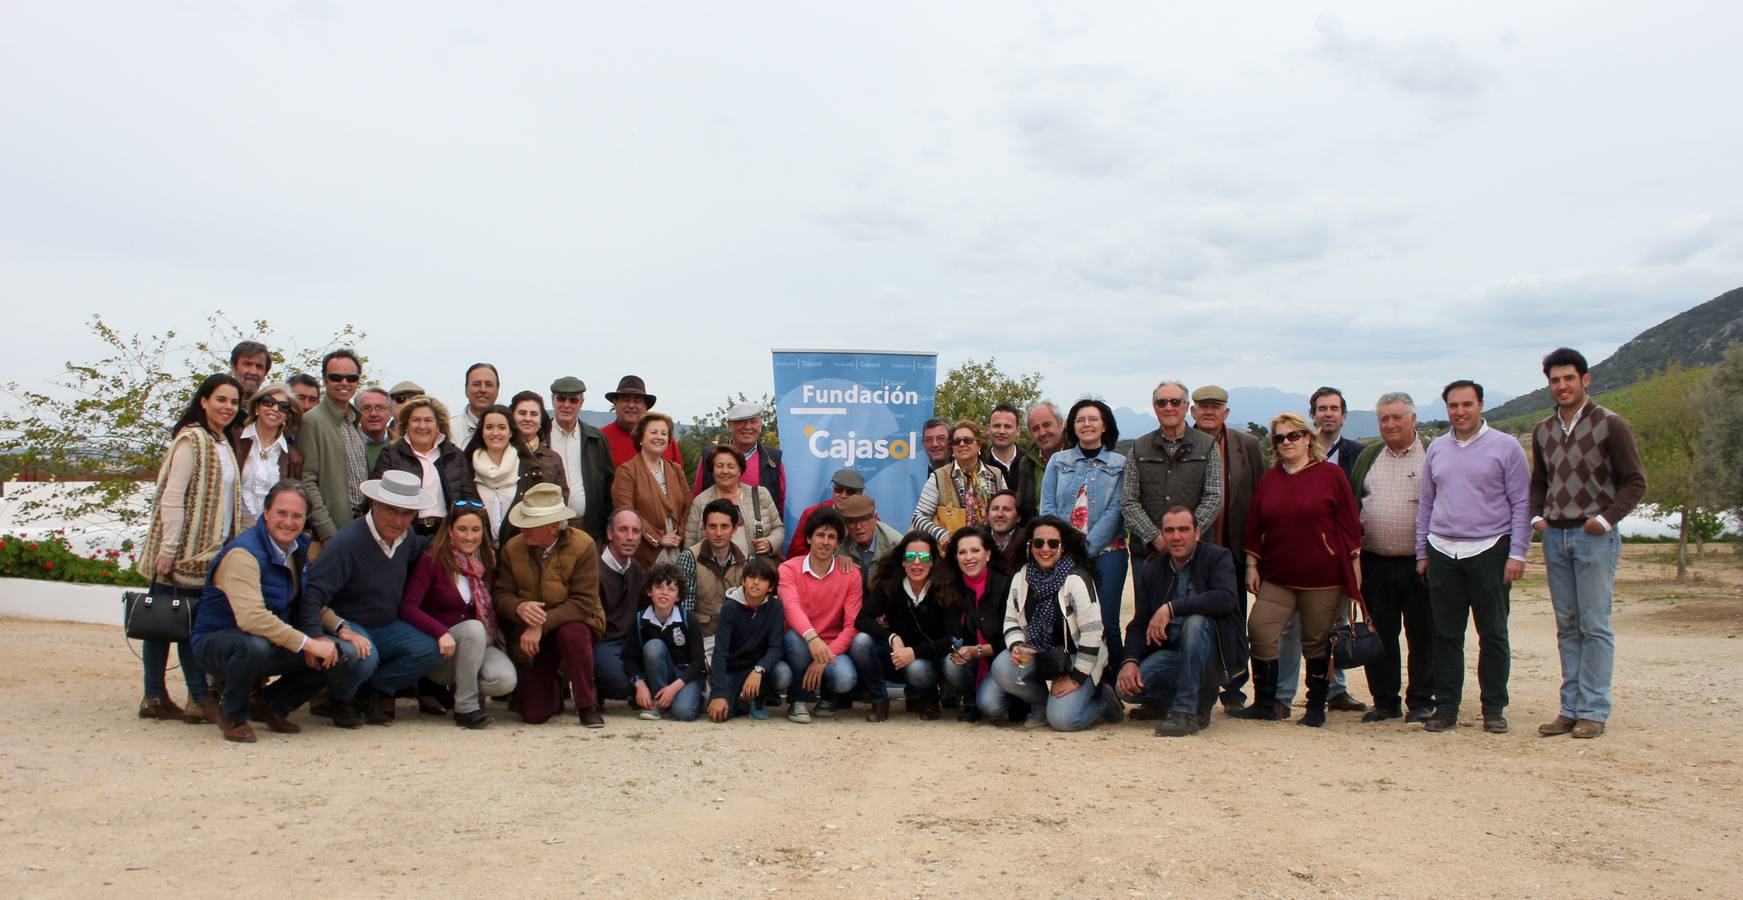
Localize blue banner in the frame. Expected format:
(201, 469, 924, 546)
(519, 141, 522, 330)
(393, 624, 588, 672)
(771, 350, 938, 543)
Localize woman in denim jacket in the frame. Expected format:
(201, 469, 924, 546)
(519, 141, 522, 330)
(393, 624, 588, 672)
(1039, 397, 1129, 677)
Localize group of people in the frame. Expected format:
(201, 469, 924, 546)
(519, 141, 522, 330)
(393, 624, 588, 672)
(134, 342, 1643, 744)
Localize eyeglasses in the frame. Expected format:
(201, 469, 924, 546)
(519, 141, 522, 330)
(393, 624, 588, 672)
(1029, 537, 1062, 549)
(1271, 429, 1310, 446)
(452, 499, 484, 509)
(950, 437, 977, 446)
(1153, 397, 1186, 408)
(552, 394, 582, 404)
(326, 373, 360, 383)
(901, 552, 933, 564)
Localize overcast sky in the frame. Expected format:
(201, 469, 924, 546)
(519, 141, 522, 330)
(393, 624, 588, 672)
(4, 2, 1741, 422)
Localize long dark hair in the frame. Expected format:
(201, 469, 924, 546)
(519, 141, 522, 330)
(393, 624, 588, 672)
(432, 506, 496, 581)
(1024, 514, 1094, 574)
(463, 404, 536, 465)
(171, 373, 243, 438)
(936, 524, 994, 609)
(872, 529, 943, 603)
(509, 390, 552, 445)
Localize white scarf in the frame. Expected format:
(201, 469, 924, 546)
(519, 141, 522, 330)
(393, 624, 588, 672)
(472, 449, 520, 535)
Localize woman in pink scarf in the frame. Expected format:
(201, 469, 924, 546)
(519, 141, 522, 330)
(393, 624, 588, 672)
(400, 507, 518, 728)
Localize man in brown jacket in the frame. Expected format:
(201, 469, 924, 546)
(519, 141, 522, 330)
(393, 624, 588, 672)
(494, 483, 607, 728)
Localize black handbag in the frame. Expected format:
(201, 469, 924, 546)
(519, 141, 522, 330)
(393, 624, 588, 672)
(122, 581, 200, 643)
(1329, 598, 1384, 672)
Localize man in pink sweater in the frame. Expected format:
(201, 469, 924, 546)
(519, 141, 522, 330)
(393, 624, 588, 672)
(776, 507, 877, 723)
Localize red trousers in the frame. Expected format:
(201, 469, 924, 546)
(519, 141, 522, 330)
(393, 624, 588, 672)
(516, 622, 597, 724)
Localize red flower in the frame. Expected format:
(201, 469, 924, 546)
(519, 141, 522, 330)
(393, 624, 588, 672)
(27, 543, 37, 551)
(102, 570, 110, 577)
(44, 562, 54, 570)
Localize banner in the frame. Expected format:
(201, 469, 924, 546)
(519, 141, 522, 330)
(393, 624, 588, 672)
(771, 350, 939, 544)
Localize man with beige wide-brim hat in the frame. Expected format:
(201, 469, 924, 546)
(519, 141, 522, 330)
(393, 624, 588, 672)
(493, 482, 610, 728)
(599, 375, 683, 468)
(294, 469, 443, 728)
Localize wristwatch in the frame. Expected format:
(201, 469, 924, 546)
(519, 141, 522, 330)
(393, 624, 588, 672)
(752, 665, 766, 675)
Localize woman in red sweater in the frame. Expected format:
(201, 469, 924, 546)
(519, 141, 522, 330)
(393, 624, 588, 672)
(400, 507, 518, 728)
(1233, 412, 1364, 727)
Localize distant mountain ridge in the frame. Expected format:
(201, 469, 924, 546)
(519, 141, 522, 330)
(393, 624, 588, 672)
(1113, 384, 1512, 442)
(1487, 285, 1743, 421)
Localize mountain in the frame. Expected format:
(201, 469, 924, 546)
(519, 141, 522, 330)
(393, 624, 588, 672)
(1487, 285, 1743, 421)
(1115, 383, 1515, 442)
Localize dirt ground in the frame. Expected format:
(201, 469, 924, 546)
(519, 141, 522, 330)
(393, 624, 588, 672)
(2, 545, 1741, 898)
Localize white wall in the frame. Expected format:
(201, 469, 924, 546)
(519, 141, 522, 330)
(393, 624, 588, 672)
(0, 577, 124, 626)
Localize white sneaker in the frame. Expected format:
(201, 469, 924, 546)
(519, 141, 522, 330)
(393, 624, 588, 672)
(638, 708, 661, 721)
(787, 701, 813, 724)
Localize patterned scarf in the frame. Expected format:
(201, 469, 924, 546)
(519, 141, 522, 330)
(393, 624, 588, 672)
(1023, 555, 1075, 653)
(456, 551, 502, 648)
(950, 463, 993, 526)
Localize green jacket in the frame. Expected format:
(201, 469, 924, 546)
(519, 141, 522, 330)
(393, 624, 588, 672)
(1348, 434, 1430, 511)
(299, 399, 364, 541)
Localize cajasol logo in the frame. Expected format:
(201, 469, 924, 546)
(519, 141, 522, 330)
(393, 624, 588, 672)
(805, 426, 918, 467)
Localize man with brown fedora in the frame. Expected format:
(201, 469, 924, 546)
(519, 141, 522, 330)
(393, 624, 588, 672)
(493, 482, 608, 728)
(600, 375, 684, 468)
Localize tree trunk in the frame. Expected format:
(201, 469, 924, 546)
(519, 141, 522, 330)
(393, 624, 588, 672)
(1676, 505, 1689, 582)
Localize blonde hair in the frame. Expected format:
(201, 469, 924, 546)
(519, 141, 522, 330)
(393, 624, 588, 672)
(1269, 411, 1324, 465)
(394, 396, 453, 442)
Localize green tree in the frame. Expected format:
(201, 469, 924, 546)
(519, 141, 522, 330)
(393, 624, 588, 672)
(1692, 342, 1743, 554)
(676, 393, 778, 478)
(1246, 421, 1273, 467)
(1609, 364, 1708, 579)
(0, 313, 365, 536)
(933, 357, 1045, 434)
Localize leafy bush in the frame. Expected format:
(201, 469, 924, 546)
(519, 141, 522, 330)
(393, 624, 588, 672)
(0, 532, 148, 586)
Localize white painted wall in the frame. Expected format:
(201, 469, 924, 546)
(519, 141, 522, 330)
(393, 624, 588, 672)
(0, 577, 125, 626)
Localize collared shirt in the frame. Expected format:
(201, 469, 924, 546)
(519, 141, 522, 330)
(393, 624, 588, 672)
(901, 578, 929, 608)
(1168, 546, 1198, 606)
(802, 554, 837, 579)
(601, 548, 631, 575)
(1360, 437, 1425, 556)
(363, 511, 407, 559)
(1557, 401, 1591, 438)
(1427, 421, 1507, 559)
(239, 422, 288, 520)
(330, 401, 367, 512)
(550, 420, 589, 519)
(988, 444, 1019, 472)
(409, 440, 446, 518)
(1324, 432, 1345, 466)
(455, 406, 483, 451)
(641, 605, 681, 629)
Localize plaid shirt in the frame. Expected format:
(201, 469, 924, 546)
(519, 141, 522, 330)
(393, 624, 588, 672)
(1359, 440, 1423, 557)
(336, 406, 367, 512)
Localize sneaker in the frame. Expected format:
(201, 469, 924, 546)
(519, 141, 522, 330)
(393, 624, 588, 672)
(1154, 711, 1200, 738)
(638, 708, 662, 721)
(787, 701, 813, 724)
(1022, 710, 1047, 729)
(812, 699, 837, 718)
(748, 700, 769, 721)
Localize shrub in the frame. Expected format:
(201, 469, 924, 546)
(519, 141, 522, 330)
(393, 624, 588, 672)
(0, 532, 149, 587)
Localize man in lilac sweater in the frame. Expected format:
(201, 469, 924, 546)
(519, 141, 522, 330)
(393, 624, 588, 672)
(1415, 380, 1531, 735)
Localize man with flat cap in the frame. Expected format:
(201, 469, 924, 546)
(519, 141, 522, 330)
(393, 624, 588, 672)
(786, 468, 865, 560)
(387, 380, 425, 408)
(693, 400, 787, 515)
(293, 469, 443, 728)
(600, 375, 685, 468)
(548, 375, 615, 543)
(838, 493, 903, 594)
(1190, 383, 1268, 712)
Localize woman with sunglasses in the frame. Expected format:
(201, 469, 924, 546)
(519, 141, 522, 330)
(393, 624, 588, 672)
(1231, 411, 1364, 726)
(235, 382, 304, 529)
(370, 396, 478, 536)
(987, 516, 1120, 731)
(911, 420, 1006, 548)
(1039, 397, 1129, 688)
(137, 373, 244, 724)
(853, 531, 956, 722)
(400, 505, 517, 728)
(466, 404, 566, 545)
(941, 525, 1014, 723)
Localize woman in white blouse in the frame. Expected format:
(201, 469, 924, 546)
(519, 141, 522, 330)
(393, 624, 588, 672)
(234, 382, 303, 528)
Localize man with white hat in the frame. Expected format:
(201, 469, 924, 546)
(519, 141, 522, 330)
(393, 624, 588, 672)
(692, 399, 786, 515)
(492, 482, 608, 728)
(293, 469, 444, 728)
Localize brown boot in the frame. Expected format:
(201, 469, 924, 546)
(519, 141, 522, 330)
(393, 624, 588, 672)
(183, 695, 220, 725)
(250, 696, 302, 734)
(138, 696, 184, 721)
(217, 715, 258, 743)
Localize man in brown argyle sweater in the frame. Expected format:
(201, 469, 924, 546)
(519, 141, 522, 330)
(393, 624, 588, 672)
(1529, 348, 1647, 740)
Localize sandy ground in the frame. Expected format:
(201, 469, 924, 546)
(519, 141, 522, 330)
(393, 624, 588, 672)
(2, 545, 1741, 898)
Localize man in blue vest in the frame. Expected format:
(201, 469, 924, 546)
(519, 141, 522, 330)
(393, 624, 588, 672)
(191, 480, 344, 742)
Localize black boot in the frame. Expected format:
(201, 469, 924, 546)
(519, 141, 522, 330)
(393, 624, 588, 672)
(1229, 659, 1282, 720)
(1300, 658, 1330, 728)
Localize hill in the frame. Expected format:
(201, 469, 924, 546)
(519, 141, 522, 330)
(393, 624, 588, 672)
(1114, 384, 1514, 442)
(1488, 285, 1743, 421)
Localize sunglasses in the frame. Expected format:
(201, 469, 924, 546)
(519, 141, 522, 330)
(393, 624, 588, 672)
(1271, 429, 1310, 446)
(390, 392, 419, 404)
(452, 500, 485, 509)
(902, 551, 933, 564)
(1153, 397, 1186, 408)
(1029, 537, 1062, 549)
(950, 437, 977, 446)
(259, 399, 293, 413)
(552, 394, 583, 404)
(326, 373, 360, 383)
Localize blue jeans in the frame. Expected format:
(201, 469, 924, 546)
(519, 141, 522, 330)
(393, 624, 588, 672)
(1117, 616, 1219, 715)
(142, 638, 208, 701)
(1094, 549, 1129, 674)
(713, 664, 794, 720)
(329, 619, 442, 701)
(988, 649, 1106, 732)
(1543, 526, 1619, 721)
(593, 639, 633, 701)
(1277, 613, 1352, 704)
(858, 634, 954, 705)
(194, 630, 332, 724)
(781, 630, 866, 702)
(639, 640, 704, 721)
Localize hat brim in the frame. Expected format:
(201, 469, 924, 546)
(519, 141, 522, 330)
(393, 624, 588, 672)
(508, 506, 574, 529)
(359, 482, 436, 512)
(604, 391, 656, 408)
